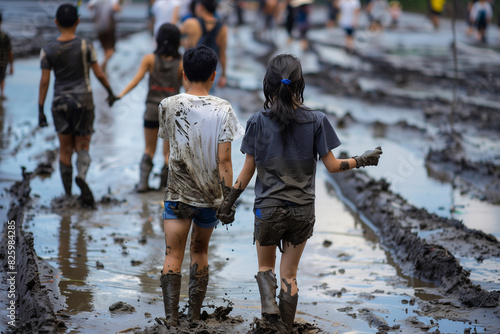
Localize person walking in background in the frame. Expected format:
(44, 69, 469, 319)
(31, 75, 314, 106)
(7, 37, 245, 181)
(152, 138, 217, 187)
(157, 45, 244, 325)
(150, 0, 182, 38)
(88, 0, 121, 72)
(0, 12, 14, 99)
(469, 0, 493, 43)
(217, 54, 382, 332)
(116, 23, 185, 192)
(181, 0, 228, 88)
(429, 0, 445, 29)
(337, 0, 361, 50)
(38, 4, 116, 207)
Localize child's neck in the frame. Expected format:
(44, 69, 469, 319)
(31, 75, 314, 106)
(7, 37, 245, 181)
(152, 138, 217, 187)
(186, 83, 212, 96)
(57, 28, 77, 41)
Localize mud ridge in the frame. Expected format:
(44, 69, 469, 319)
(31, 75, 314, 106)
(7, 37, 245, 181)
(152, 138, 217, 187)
(328, 168, 500, 308)
(426, 146, 500, 205)
(0, 168, 59, 333)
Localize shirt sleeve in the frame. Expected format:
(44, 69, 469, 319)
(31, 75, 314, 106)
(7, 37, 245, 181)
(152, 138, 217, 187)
(240, 116, 256, 155)
(40, 48, 51, 70)
(158, 99, 169, 140)
(86, 40, 98, 64)
(315, 114, 341, 158)
(218, 104, 245, 143)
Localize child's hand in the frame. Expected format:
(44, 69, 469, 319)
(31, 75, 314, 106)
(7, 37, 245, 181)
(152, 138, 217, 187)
(38, 104, 48, 128)
(353, 146, 383, 168)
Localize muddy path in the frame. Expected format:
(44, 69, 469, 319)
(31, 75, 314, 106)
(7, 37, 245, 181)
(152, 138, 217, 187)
(1, 3, 500, 334)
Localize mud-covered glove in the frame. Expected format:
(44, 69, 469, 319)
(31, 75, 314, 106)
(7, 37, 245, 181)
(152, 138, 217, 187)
(38, 104, 48, 127)
(107, 93, 119, 107)
(217, 184, 243, 225)
(353, 146, 383, 168)
(105, 86, 118, 107)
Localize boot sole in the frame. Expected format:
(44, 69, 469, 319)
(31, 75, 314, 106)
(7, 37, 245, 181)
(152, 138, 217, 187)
(76, 176, 95, 207)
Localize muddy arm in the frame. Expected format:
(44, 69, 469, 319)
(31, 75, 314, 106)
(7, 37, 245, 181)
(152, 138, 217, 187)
(321, 151, 357, 173)
(218, 142, 233, 187)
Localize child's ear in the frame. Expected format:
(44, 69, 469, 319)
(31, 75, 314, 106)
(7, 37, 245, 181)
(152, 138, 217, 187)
(183, 71, 188, 81)
(211, 71, 217, 82)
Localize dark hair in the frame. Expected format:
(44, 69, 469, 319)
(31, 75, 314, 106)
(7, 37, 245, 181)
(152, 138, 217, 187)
(0, 12, 3, 24)
(183, 45, 218, 82)
(263, 54, 306, 134)
(198, 0, 218, 14)
(155, 23, 181, 58)
(56, 3, 78, 28)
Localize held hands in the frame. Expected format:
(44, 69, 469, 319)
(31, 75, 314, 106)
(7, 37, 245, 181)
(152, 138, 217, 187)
(38, 104, 48, 128)
(353, 146, 383, 168)
(107, 94, 119, 107)
(216, 182, 243, 225)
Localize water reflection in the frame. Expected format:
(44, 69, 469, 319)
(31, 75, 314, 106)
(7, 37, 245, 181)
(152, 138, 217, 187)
(58, 215, 92, 312)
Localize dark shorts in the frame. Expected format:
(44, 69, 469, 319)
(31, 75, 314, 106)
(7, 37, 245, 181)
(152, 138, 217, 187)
(144, 119, 160, 129)
(429, 9, 442, 16)
(162, 201, 219, 228)
(97, 29, 116, 50)
(51, 94, 95, 136)
(0, 64, 6, 81)
(253, 203, 315, 250)
(344, 27, 355, 36)
(145, 102, 160, 123)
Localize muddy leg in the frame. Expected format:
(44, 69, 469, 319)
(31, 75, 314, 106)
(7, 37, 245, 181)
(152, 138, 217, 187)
(137, 153, 153, 193)
(278, 240, 306, 331)
(278, 279, 298, 332)
(188, 263, 209, 321)
(75, 149, 95, 206)
(59, 161, 73, 196)
(188, 224, 214, 321)
(160, 272, 182, 326)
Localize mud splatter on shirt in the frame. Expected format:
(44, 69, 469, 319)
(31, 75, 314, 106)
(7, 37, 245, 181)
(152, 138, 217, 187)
(158, 93, 244, 207)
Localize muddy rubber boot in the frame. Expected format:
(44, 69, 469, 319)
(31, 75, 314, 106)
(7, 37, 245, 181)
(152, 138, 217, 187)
(160, 272, 182, 326)
(75, 150, 95, 207)
(255, 270, 287, 332)
(137, 153, 153, 193)
(60, 162, 73, 196)
(278, 287, 298, 332)
(188, 263, 209, 321)
(255, 270, 280, 317)
(159, 164, 169, 190)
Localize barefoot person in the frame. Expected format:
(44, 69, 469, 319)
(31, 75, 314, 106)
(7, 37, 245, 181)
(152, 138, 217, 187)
(116, 23, 185, 192)
(217, 54, 383, 332)
(157, 45, 244, 325)
(38, 3, 116, 206)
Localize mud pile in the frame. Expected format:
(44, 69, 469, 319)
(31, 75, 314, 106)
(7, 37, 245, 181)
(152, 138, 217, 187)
(0, 169, 59, 333)
(328, 167, 500, 308)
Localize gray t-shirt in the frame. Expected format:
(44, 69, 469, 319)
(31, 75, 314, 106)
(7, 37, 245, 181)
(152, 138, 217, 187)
(40, 37, 97, 99)
(241, 108, 341, 208)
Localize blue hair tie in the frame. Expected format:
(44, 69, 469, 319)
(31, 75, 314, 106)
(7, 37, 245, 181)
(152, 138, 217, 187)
(281, 79, 291, 85)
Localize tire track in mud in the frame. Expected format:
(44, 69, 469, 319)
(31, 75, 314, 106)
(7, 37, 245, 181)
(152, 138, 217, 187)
(328, 168, 500, 309)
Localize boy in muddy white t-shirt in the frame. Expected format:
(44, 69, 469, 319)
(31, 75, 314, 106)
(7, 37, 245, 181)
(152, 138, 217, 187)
(157, 45, 244, 325)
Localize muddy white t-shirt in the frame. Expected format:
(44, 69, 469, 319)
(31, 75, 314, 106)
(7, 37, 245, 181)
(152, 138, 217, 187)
(158, 93, 244, 207)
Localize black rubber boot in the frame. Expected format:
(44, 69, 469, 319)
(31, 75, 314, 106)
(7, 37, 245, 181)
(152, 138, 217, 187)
(159, 164, 168, 190)
(255, 270, 288, 332)
(75, 150, 95, 207)
(137, 153, 153, 193)
(188, 263, 209, 321)
(160, 272, 182, 326)
(278, 284, 299, 332)
(59, 161, 73, 196)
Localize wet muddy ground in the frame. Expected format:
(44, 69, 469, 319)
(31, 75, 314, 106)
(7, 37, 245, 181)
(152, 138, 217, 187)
(1, 2, 500, 334)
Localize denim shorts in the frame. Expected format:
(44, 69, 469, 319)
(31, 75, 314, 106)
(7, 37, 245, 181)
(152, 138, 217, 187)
(162, 201, 219, 228)
(254, 203, 315, 250)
